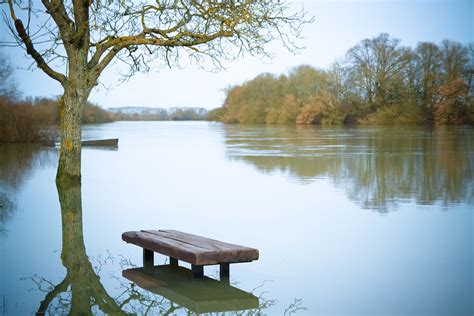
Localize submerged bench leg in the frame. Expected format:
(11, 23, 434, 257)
(192, 264, 204, 278)
(220, 263, 230, 282)
(169, 257, 178, 266)
(143, 249, 154, 268)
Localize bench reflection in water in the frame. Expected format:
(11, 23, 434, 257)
(122, 264, 260, 314)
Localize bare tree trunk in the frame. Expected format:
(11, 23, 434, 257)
(56, 87, 86, 183)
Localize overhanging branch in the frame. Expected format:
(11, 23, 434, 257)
(7, 0, 67, 86)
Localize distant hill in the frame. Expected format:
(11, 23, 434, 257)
(109, 107, 208, 121)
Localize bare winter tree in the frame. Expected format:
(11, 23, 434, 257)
(2, 0, 311, 182)
(0, 50, 18, 98)
(345, 33, 411, 111)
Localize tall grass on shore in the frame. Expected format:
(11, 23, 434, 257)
(0, 97, 43, 143)
(0, 96, 115, 143)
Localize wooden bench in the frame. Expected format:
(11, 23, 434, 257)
(122, 230, 259, 278)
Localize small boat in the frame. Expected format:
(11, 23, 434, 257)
(81, 138, 118, 147)
(52, 138, 119, 147)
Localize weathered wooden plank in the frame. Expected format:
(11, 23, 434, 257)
(145, 230, 259, 265)
(122, 230, 259, 265)
(122, 231, 204, 263)
(144, 230, 251, 252)
(122, 265, 259, 314)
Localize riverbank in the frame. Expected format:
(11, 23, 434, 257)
(0, 96, 114, 143)
(0, 96, 209, 143)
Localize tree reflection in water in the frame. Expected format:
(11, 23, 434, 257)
(35, 180, 126, 315)
(0, 144, 56, 236)
(224, 125, 474, 212)
(31, 179, 294, 315)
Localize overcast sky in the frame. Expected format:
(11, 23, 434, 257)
(2, 0, 472, 109)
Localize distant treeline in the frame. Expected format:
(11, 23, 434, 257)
(208, 33, 473, 125)
(0, 96, 114, 143)
(110, 107, 208, 121)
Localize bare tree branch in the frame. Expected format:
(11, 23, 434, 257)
(6, 0, 67, 85)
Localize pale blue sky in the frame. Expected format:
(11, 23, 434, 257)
(1, 0, 472, 109)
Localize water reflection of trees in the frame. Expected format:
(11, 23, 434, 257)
(223, 125, 474, 212)
(35, 181, 126, 315)
(32, 180, 295, 315)
(0, 144, 56, 236)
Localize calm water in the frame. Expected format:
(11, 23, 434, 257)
(0, 122, 473, 315)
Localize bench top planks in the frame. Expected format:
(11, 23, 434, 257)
(122, 230, 259, 265)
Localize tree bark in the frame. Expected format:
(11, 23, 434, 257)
(56, 87, 87, 183)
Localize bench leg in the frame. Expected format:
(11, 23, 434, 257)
(143, 249, 154, 268)
(191, 264, 204, 278)
(169, 257, 178, 266)
(220, 263, 230, 282)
